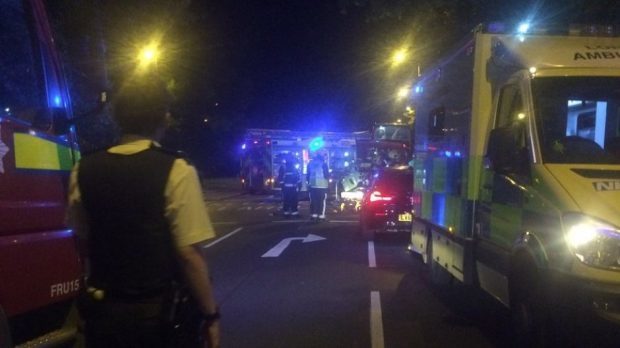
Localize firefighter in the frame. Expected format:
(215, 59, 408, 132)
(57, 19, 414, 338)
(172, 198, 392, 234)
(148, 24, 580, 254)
(279, 157, 301, 217)
(306, 152, 329, 221)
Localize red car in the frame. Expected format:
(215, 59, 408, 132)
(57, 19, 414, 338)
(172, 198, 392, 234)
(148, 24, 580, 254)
(359, 166, 413, 240)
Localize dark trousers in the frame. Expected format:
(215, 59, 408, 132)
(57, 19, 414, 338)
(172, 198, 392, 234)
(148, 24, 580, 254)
(282, 186, 298, 214)
(81, 297, 202, 348)
(309, 187, 327, 217)
(83, 298, 166, 348)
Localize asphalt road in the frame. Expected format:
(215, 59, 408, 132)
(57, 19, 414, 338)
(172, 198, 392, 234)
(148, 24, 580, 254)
(202, 179, 516, 348)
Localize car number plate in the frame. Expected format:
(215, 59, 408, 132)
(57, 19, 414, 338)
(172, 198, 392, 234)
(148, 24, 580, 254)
(398, 213, 412, 222)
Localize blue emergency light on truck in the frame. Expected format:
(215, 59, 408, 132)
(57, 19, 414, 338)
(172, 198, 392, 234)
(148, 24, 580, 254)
(239, 129, 361, 197)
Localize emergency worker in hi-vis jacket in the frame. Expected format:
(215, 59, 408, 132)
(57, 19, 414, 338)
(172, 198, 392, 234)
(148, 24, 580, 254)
(306, 152, 329, 221)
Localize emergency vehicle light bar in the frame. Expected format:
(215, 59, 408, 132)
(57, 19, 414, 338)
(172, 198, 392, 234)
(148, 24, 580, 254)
(484, 22, 619, 37)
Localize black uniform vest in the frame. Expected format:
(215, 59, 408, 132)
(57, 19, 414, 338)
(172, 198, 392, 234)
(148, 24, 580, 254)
(78, 146, 180, 297)
(282, 169, 299, 187)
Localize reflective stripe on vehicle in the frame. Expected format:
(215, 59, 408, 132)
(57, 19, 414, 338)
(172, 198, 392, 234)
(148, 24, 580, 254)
(13, 133, 74, 171)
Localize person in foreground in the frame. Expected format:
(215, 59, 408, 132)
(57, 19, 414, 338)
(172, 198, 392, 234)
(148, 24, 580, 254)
(68, 78, 220, 347)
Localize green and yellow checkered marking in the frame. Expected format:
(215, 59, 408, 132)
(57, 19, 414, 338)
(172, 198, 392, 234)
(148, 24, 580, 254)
(14, 133, 75, 171)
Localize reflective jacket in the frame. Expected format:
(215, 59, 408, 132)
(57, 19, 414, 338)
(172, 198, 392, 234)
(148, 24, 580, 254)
(307, 159, 329, 188)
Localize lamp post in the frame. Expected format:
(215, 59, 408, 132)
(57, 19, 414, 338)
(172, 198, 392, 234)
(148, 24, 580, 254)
(390, 47, 409, 68)
(136, 41, 161, 72)
(396, 85, 410, 100)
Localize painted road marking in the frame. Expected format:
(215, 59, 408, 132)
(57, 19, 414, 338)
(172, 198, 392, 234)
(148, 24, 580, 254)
(204, 227, 243, 248)
(370, 291, 385, 348)
(271, 219, 356, 223)
(368, 241, 376, 268)
(262, 234, 326, 257)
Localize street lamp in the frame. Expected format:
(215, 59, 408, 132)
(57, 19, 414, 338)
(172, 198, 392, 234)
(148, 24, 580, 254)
(391, 48, 408, 68)
(397, 85, 410, 100)
(136, 41, 161, 71)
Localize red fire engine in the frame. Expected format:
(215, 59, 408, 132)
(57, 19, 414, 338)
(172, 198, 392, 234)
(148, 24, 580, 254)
(0, 1, 82, 346)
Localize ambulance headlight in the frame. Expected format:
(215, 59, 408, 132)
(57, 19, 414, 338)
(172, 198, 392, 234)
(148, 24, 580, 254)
(563, 213, 620, 269)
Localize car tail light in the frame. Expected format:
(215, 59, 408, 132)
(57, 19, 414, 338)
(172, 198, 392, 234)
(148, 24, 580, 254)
(369, 191, 393, 202)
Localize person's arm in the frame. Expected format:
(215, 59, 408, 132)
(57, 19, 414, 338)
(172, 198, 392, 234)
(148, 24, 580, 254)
(176, 245, 218, 314)
(306, 162, 311, 184)
(176, 244, 220, 347)
(323, 163, 330, 180)
(165, 159, 220, 347)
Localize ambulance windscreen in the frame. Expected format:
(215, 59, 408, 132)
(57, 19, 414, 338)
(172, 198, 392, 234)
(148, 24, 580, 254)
(533, 76, 620, 164)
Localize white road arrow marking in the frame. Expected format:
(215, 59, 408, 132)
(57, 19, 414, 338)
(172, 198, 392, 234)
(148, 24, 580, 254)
(262, 234, 326, 258)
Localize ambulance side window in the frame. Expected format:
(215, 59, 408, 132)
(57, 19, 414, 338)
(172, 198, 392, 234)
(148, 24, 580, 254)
(496, 85, 524, 128)
(488, 84, 530, 178)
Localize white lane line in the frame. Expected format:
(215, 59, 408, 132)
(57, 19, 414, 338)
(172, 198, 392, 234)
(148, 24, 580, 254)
(370, 291, 385, 348)
(204, 227, 243, 248)
(368, 241, 377, 268)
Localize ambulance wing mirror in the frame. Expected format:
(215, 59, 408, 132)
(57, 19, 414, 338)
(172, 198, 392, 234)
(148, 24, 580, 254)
(487, 124, 529, 178)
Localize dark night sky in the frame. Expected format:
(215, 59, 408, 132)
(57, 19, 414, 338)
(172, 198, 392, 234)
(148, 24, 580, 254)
(52, 0, 620, 175)
(183, 0, 620, 135)
(153, 0, 620, 174)
(188, 1, 379, 132)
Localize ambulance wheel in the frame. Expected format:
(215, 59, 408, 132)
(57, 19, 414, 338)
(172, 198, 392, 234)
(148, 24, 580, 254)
(509, 255, 547, 347)
(427, 232, 452, 286)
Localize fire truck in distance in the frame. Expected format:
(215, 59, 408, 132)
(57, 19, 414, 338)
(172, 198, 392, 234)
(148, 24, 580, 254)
(0, 0, 82, 346)
(239, 128, 364, 197)
(339, 122, 412, 207)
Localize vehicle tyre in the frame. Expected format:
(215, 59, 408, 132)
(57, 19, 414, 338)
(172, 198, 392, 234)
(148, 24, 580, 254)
(510, 255, 548, 347)
(0, 305, 12, 348)
(426, 232, 452, 286)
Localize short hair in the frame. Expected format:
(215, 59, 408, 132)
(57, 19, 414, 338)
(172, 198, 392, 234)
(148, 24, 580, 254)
(112, 77, 171, 136)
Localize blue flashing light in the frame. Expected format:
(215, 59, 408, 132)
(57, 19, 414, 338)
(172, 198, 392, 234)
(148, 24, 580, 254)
(487, 22, 506, 33)
(309, 136, 325, 152)
(53, 96, 62, 107)
(344, 151, 350, 157)
(445, 151, 452, 158)
(344, 161, 350, 167)
(455, 151, 462, 157)
(415, 86, 423, 94)
(295, 163, 300, 169)
(241, 143, 247, 150)
(517, 22, 530, 34)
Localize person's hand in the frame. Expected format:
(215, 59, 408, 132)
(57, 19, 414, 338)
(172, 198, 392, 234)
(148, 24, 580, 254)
(202, 320, 220, 348)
